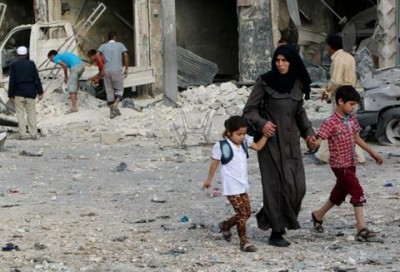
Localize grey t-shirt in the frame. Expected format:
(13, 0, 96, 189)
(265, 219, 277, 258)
(98, 41, 128, 72)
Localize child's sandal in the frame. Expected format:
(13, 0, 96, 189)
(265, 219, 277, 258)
(240, 243, 258, 252)
(311, 212, 324, 233)
(356, 227, 377, 242)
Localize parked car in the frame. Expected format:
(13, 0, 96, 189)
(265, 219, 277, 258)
(356, 67, 400, 145)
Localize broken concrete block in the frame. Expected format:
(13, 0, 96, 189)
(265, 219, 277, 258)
(196, 92, 211, 105)
(226, 105, 242, 116)
(0, 131, 6, 151)
(210, 102, 221, 110)
(67, 123, 91, 134)
(237, 87, 249, 96)
(206, 84, 218, 93)
(216, 108, 226, 116)
(100, 132, 124, 145)
(220, 82, 237, 93)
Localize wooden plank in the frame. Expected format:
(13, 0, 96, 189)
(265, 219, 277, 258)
(177, 46, 218, 88)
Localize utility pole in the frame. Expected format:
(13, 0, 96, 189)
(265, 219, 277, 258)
(378, 0, 397, 68)
(161, 0, 178, 107)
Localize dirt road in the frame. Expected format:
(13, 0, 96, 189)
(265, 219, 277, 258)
(1, 127, 399, 271)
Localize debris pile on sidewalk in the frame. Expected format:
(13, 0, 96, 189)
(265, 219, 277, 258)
(2, 81, 329, 147)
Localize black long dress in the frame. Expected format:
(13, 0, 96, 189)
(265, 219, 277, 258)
(243, 78, 314, 232)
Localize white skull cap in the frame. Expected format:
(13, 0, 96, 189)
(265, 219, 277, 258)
(16, 46, 28, 55)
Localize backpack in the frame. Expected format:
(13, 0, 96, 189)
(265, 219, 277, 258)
(219, 139, 249, 165)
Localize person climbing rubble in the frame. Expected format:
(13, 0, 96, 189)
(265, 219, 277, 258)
(47, 50, 85, 114)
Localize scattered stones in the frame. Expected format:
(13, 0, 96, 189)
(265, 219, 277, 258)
(112, 235, 128, 242)
(1, 82, 398, 271)
(19, 149, 43, 157)
(151, 195, 166, 203)
(33, 243, 47, 250)
(113, 162, 127, 172)
(1, 243, 20, 251)
(135, 219, 155, 224)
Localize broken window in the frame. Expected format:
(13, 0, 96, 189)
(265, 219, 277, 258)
(1, 29, 31, 71)
(39, 26, 67, 40)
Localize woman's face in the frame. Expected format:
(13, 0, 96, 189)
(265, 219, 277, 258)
(275, 54, 290, 74)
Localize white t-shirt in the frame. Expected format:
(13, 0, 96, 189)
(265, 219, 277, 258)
(211, 136, 254, 196)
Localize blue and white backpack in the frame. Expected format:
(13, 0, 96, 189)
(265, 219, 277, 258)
(219, 139, 249, 165)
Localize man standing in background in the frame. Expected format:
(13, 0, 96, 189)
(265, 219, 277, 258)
(97, 31, 129, 119)
(8, 46, 43, 140)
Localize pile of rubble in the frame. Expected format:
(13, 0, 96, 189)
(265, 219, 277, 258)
(1, 81, 328, 147)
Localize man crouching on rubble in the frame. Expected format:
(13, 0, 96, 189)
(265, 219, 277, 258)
(8, 46, 43, 140)
(47, 50, 85, 114)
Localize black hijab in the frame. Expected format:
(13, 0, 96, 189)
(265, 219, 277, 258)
(261, 44, 311, 100)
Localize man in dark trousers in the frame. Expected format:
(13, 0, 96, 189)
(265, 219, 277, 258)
(8, 46, 43, 140)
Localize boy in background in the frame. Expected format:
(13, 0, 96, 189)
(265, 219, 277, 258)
(87, 49, 104, 85)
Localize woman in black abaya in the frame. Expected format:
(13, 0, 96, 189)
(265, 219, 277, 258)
(243, 45, 316, 247)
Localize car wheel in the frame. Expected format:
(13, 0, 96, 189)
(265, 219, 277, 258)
(359, 125, 372, 140)
(376, 108, 400, 145)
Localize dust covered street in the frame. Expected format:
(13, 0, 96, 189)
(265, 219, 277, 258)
(1, 85, 400, 272)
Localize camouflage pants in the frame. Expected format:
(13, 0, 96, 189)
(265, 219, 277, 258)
(221, 193, 251, 245)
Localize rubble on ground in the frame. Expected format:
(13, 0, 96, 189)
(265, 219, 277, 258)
(2, 81, 327, 149)
(0, 82, 398, 271)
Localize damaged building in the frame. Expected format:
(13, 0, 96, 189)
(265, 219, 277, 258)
(0, 0, 398, 97)
(0, 0, 399, 144)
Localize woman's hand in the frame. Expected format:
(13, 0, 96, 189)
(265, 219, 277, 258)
(306, 135, 317, 150)
(262, 121, 276, 137)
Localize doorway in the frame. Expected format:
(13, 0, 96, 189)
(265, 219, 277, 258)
(175, 0, 239, 81)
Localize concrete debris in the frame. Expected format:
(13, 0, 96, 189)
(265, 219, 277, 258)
(113, 162, 127, 172)
(1, 80, 329, 149)
(100, 132, 124, 145)
(19, 149, 43, 157)
(0, 131, 6, 150)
